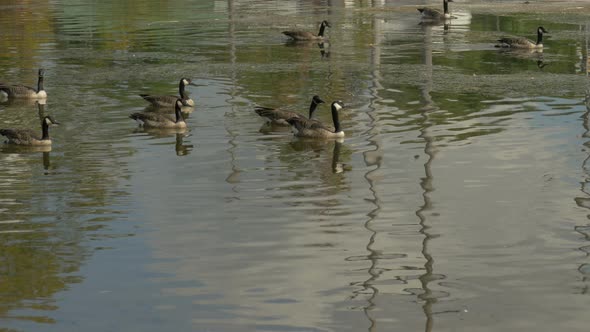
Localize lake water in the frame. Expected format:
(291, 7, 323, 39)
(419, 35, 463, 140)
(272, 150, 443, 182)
(1, 0, 590, 331)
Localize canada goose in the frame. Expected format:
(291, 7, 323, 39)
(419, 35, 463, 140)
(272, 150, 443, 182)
(283, 20, 330, 41)
(418, 0, 454, 21)
(130, 99, 187, 128)
(0, 69, 47, 99)
(139, 78, 195, 107)
(255, 95, 325, 126)
(496, 26, 549, 49)
(0, 115, 59, 146)
(287, 100, 345, 139)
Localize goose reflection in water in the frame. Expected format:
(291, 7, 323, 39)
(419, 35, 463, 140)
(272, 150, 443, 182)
(289, 139, 350, 175)
(284, 39, 331, 59)
(0, 145, 52, 171)
(497, 47, 547, 70)
(175, 133, 193, 156)
(133, 127, 193, 156)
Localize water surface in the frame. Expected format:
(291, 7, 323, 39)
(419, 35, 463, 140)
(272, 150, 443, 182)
(1, 0, 590, 331)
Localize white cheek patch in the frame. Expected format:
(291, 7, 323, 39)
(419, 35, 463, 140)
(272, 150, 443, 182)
(333, 103, 343, 111)
(182, 79, 189, 85)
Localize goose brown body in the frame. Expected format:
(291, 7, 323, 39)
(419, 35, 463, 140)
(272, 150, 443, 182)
(283, 20, 330, 41)
(287, 101, 345, 139)
(0, 116, 59, 146)
(417, 0, 453, 21)
(0, 69, 47, 99)
(140, 78, 195, 108)
(130, 99, 187, 128)
(255, 95, 324, 126)
(496, 27, 549, 49)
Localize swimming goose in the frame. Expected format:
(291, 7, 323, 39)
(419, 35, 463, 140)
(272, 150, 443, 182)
(283, 20, 330, 41)
(418, 0, 453, 21)
(0, 115, 59, 146)
(496, 26, 549, 49)
(255, 95, 325, 126)
(0, 69, 47, 99)
(287, 100, 345, 139)
(140, 78, 195, 107)
(130, 99, 187, 128)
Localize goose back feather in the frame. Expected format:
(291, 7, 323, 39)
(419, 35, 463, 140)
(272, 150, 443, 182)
(0, 116, 58, 146)
(418, 0, 453, 20)
(287, 100, 345, 139)
(130, 99, 187, 128)
(140, 78, 194, 107)
(0, 69, 47, 99)
(496, 27, 548, 49)
(283, 20, 330, 41)
(255, 95, 324, 126)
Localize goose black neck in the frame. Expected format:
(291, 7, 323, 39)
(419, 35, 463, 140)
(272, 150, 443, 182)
(37, 75, 44, 92)
(331, 105, 341, 133)
(179, 81, 188, 99)
(41, 119, 49, 140)
(536, 30, 543, 45)
(175, 104, 185, 123)
(318, 23, 326, 37)
(443, 0, 449, 15)
(308, 100, 320, 118)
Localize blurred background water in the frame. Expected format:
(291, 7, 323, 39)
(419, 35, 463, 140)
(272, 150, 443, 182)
(1, 0, 590, 331)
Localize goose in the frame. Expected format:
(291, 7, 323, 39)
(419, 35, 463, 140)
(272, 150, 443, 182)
(255, 95, 325, 126)
(139, 78, 195, 107)
(0, 69, 47, 99)
(496, 26, 549, 49)
(418, 0, 453, 21)
(0, 115, 59, 146)
(287, 100, 345, 139)
(283, 20, 330, 41)
(130, 99, 187, 128)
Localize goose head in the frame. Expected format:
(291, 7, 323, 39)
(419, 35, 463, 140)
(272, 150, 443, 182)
(38, 68, 45, 78)
(312, 95, 325, 105)
(181, 78, 192, 86)
(538, 26, 548, 34)
(44, 115, 59, 126)
(321, 20, 331, 28)
(331, 100, 344, 111)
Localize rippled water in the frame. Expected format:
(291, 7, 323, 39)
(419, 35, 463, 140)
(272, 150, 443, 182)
(1, 0, 590, 331)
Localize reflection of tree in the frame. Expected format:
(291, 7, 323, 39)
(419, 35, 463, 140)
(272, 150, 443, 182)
(354, 13, 383, 332)
(416, 23, 438, 332)
(0, 4, 55, 70)
(0, 234, 81, 322)
(225, 0, 241, 191)
(574, 87, 590, 294)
